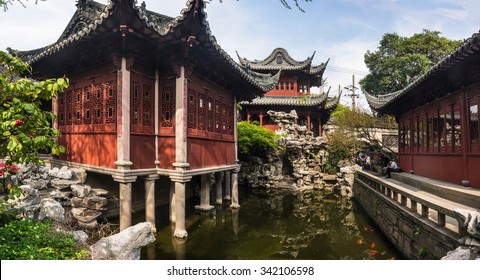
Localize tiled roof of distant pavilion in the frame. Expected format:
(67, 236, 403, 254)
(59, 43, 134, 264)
(239, 90, 341, 108)
(236, 48, 329, 76)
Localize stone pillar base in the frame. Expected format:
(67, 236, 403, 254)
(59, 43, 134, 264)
(174, 229, 188, 239)
(195, 205, 215, 212)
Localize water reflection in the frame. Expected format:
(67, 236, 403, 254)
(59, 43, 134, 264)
(140, 187, 405, 260)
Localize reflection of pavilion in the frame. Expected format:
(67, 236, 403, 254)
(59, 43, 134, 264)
(10, 0, 279, 235)
(238, 48, 340, 136)
(365, 30, 480, 188)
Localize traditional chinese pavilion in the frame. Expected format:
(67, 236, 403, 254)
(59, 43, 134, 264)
(237, 48, 339, 136)
(365, 30, 480, 189)
(11, 0, 279, 235)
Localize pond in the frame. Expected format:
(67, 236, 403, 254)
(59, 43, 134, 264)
(138, 186, 406, 260)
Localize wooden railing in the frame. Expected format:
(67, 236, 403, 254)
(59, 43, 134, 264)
(355, 171, 464, 236)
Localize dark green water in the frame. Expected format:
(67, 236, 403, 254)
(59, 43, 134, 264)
(139, 186, 405, 260)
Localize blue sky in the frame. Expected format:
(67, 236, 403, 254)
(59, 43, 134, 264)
(1, 0, 480, 110)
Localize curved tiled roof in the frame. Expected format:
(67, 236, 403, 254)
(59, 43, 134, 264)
(325, 91, 342, 110)
(237, 48, 329, 74)
(364, 89, 403, 111)
(11, 0, 279, 94)
(239, 93, 328, 107)
(366, 30, 480, 114)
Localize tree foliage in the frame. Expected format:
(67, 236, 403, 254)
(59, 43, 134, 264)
(237, 121, 279, 159)
(359, 29, 461, 96)
(325, 105, 397, 172)
(1, 50, 68, 165)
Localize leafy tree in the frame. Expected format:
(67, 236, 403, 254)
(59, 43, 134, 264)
(1, 50, 68, 165)
(359, 29, 461, 96)
(325, 105, 397, 172)
(237, 121, 280, 159)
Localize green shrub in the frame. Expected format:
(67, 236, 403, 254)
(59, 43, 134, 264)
(325, 129, 363, 174)
(237, 121, 280, 159)
(0, 219, 89, 260)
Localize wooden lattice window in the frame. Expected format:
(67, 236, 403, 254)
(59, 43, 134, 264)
(105, 81, 116, 124)
(93, 83, 104, 124)
(161, 85, 174, 127)
(187, 88, 197, 129)
(207, 97, 214, 132)
(83, 85, 92, 124)
(214, 100, 221, 133)
(142, 84, 153, 126)
(58, 93, 66, 126)
(382, 134, 398, 150)
(198, 93, 206, 130)
(73, 88, 82, 125)
(131, 81, 141, 125)
(221, 103, 227, 133)
(66, 90, 73, 125)
(227, 104, 234, 135)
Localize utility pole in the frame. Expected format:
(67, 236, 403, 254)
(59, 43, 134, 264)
(344, 74, 359, 110)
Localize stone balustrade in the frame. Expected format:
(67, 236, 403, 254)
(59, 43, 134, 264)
(355, 171, 469, 235)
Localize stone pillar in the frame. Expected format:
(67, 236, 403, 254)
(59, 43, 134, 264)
(224, 171, 231, 200)
(170, 63, 192, 237)
(112, 56, 136, 231)
(145, 174, 159, 232)
(174, 180, 188, 238)
(169, 181, 176, 223)
(170, 168, 191, 239)
(195, 174, 214, 211)
(215, 172, 223, 205)
(113, 162, 136, 232)
(154, 70, 160, 168)
(119, 182, 132, 231)
(175, 65, 188, 163)
(230, 168, 240, 209)
(117, 56, 132, 163)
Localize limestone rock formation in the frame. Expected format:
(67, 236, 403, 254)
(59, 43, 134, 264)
(90, 222, 156, 260)
(6, 164, 109, 227)
(239, 110, 354, 196)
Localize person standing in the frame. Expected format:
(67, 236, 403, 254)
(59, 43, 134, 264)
(358, 151, 367, 171)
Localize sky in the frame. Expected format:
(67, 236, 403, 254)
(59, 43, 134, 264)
(1, 0, 480, 110)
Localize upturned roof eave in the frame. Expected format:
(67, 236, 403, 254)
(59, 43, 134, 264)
(368, 30, 480, 115)
(12, 0, 278, 96)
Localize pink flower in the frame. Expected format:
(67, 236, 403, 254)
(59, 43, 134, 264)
(15, 119, 23, 126)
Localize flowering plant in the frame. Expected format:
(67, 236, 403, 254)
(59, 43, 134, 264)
(0, 163, 19, 177)
(0, 162, 19, 196)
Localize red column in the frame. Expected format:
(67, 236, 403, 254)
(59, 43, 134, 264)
(307, 112, 311, 132)
(460, 89, 469, 185)
(410, 111, 414, 173)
